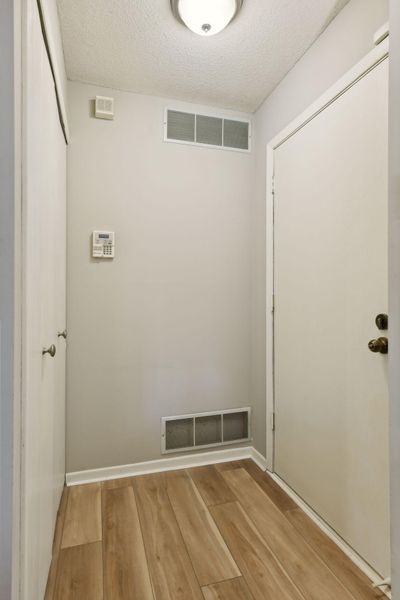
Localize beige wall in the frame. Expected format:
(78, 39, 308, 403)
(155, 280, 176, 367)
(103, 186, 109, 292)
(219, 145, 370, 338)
(252, 0, 389, 462)
(66, 84, 254, 472)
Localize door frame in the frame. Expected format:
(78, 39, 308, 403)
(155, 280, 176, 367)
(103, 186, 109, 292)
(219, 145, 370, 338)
(0, 0, 22, 598)
(389, 3, 400, 598)
(265, 38, 389, 472)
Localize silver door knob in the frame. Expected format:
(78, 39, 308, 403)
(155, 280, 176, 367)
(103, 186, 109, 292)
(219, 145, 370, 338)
(42, 344, 56, 357)
(57, 329, 67, 339)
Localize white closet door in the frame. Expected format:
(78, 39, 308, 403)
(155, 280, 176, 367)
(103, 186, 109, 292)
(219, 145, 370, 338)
(22, 1, 67, 598)
(274, 58, 390, 575)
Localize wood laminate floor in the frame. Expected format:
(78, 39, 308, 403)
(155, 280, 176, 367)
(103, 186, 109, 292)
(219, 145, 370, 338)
(45, 460, 386, 600)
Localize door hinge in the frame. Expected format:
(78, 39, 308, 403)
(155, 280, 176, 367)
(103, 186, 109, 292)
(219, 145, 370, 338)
(272, 174, 275, 195)
(272, 294, 275, 313)
(270, 412, 275, 431)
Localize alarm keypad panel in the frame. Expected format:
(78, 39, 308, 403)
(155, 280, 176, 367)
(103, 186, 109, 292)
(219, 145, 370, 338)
(92, 231, 115, 258)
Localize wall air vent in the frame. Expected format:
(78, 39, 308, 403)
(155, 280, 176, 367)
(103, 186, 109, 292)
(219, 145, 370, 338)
(161, 407, 251, 454)
(196, 115, 223, 147)
(167, 110, 195, 142)
(223, 118, 249, 150)
(165, 109, 251, 152)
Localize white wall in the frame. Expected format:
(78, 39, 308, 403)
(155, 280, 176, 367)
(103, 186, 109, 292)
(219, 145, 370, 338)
(389, 0, 400, 596)
(66, 83, 254, 472)
(252, 0, 389, 459)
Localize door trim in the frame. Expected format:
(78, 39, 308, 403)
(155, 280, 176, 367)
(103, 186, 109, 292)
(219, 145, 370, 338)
(0, 0, 23, 598)
(265, 38, 389, 470)
(36, 0, 69, 142)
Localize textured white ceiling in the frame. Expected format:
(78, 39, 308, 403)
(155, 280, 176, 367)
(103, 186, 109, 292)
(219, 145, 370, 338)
(57, 0, 349, 112)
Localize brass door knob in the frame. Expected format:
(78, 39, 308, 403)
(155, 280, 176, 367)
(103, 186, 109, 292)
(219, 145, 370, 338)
(368, 337, 388, 354)
(58, 329, 67, 339)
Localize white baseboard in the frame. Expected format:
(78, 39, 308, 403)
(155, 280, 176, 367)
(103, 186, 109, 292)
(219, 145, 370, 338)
(66, 445, 266, 486)
(269, 472, 391, 598)
(249, 447, 268, 471)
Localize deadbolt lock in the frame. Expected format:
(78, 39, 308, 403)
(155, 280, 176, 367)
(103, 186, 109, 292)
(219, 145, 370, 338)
(375, 313, 388, 331)
(368, 337, 388, 354)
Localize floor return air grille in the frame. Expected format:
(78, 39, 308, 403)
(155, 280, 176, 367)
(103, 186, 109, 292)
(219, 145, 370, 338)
(161, 408, 251, 454)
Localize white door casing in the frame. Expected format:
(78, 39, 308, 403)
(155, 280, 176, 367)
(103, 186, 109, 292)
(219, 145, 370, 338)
(266, 41, 390, 577)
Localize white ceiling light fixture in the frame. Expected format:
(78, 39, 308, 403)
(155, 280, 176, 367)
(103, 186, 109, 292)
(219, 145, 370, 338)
(171, 0, 243, 36)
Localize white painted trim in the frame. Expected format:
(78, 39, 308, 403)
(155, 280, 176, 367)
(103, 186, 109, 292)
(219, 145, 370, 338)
(36, 0, 69, 141)
(265, 143, 275, 472)
(268, 39, 388, 152)
(250, 447, 268, 471)
(265, 39, 389, 467)
(268, 472, 391, 598)
(66, 446, 267, 486)
(1, 0, 23, 596)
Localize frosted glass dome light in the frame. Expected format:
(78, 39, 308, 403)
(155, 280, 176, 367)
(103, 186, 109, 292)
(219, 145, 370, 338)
(171, 0, 243, 36)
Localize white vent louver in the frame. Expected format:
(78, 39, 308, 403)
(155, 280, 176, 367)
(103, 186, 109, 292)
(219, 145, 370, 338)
(165, 109, 250, 152)
(95, 95, 114, 120)
(161, 408, 251, 454)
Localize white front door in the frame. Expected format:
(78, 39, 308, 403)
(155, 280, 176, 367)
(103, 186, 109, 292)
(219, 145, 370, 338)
(273, 57, 390, 576)
(22, 1, 67, 597)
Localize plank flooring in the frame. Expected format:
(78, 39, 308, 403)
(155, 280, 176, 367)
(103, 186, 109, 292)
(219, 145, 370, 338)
(202, 577, 254, 600)
(284, 508, 387, 600)
(53, 542, 103, 600)
(103, 487, 154, 600)
(187, 465, 236, 506)
(222, 468, 355, 600)
(45, 486, 69, 600)
(61, 483, 102, 548)
(46, 460, 385, 600)
(165, 470, 240, 585)
(133, 473, 203, 600)
(210, 501, 305, 600)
